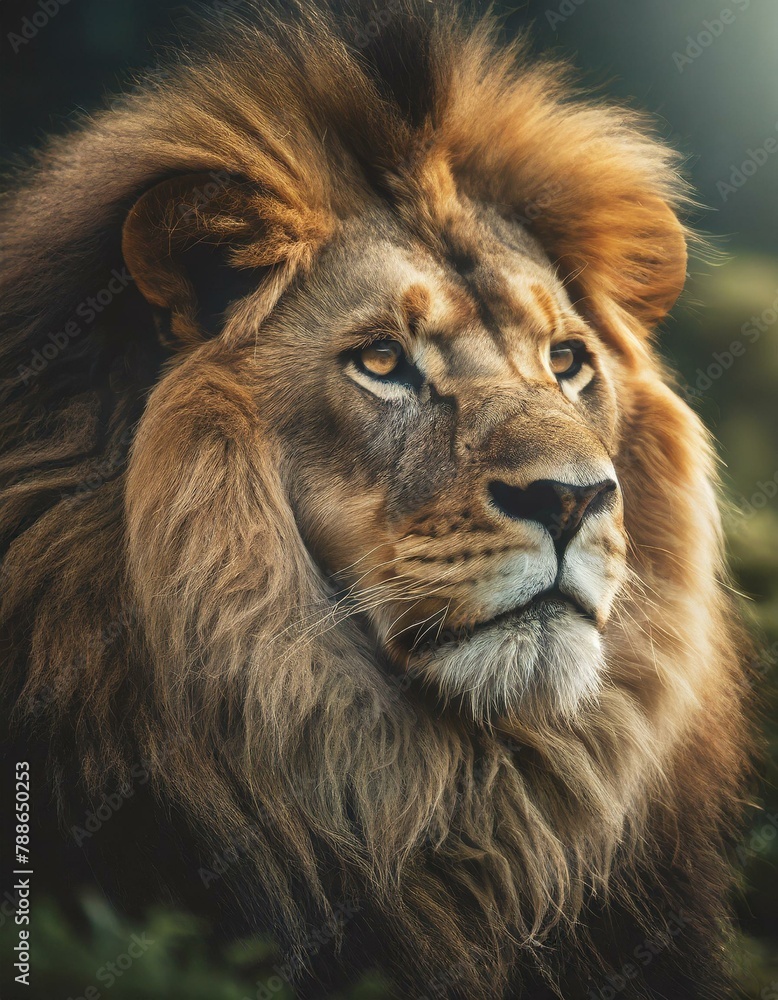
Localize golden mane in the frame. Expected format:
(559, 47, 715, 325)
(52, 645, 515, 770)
(0, 2, 754, 996)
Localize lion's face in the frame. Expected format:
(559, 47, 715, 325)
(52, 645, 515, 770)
(256, 203, 627, 718)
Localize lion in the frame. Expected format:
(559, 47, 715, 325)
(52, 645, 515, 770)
(0, 2, 755, 997)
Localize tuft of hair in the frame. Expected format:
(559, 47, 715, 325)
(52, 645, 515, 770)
(0, 2, 755, 996)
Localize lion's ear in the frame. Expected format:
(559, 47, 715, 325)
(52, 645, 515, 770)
(122, 172, 329, 348)
(551, 194, 688, 330)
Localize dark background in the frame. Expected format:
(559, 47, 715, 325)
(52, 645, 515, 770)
(1, 1, 776, 997)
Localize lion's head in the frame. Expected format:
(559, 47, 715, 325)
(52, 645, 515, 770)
(129, 191, 633, 722)
(0, 2, 753, 996)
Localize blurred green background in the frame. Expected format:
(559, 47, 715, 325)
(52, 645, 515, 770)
(0, 0, 775, 996)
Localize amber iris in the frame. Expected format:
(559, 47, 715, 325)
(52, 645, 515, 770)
(549, 340, 584, 378)
(360, 339, 403, 377)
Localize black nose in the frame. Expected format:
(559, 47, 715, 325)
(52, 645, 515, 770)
(488, 478, 617, 550)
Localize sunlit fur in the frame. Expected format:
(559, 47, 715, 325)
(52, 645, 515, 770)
(0, 2, 755, 996)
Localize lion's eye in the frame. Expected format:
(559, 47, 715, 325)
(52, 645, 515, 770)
(359, 339, 404, 378)
(549, 340, 587, 379)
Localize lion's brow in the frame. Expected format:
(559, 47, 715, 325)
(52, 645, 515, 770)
(436, 237, 562, 348)
(479, 278, 563, 341)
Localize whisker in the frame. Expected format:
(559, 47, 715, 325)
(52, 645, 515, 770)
(390, 603, 449, 649)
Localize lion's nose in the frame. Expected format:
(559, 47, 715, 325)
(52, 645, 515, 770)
(488, 478, 617, 550)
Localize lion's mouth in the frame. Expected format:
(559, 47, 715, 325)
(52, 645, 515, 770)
(411, 587, 597, 655)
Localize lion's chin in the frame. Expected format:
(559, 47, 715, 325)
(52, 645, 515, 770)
(409, 598, 604, 720)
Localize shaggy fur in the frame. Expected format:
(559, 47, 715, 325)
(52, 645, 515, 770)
(0, 2, 754, 997)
